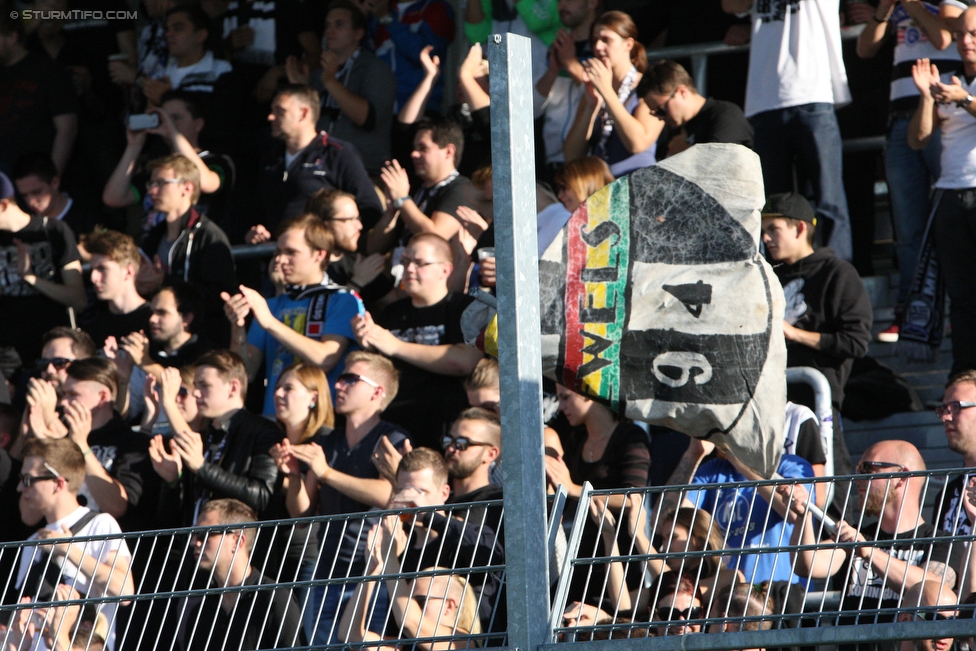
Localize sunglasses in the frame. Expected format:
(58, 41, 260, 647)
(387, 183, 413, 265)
(19, 462, 63, 488)
(36, 357, 72, 371)
(441, 435, 492, 452)
(413, 595, 445, 611)
(914, 612, 956, 622)
(336, 373, 381, 389)
(935, 401, 976, 418)
(655, 606, 702, 622)
(177, 386, 190, 398)
(650, 89, 678, 118)
(857, 461, 908, 474)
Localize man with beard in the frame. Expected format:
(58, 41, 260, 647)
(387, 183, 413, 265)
(935, 370, 976, 537)
(443, 408, 502, 537)
(897, 581, 959, 651)
(305, 189, 393, 306)
(789, 440, 960, 650)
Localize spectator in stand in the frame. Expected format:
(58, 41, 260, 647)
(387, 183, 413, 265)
(444, 408, 503, 528)
(464, 0, 557, 85)
(147, 349, 282, 525)
(0, 11, 78, 175)
(361, 0, 456, 114)
(9, 438, 134, 651)
(0, 172, 86, 366)
(249, 85, 383, 241)
(935, 370, 976, 536)
(909, 9, 976, 374)
(723, 0, 853, 261)
(762, 193, 872, 479)
(533, 0, 598, 184)
(79, 231, 151, 351)
(223, 213, 363, 416)
(271, 352, 408, 646)
(146, 364, 207, 441)
(286, 1, 396, 176)
(463, 357, 500, 414)
(353, 233, 482, 449)
(706, 583, 776, 635)
(305, 189, 393, 306)
(103, 92, 235, 236)
(30, 358, 154, 532)
(897, 581, 959, 651)
(120, 282, 215, 383)
(372, 116, 482, 293)
(666, 437, 814, 586)
(563, 12, 663, 177)
(637, 59, 754, 159)
(154, 5, 232, 100)
(180, 498, 304, 651)
(788, 440, 959, 650)
(138, 153, 237, 345)
(12, 152, 110, 247)
(650, 572, 706, 636)
(858, 0, 956, 343)
(535, 157, 613, 260)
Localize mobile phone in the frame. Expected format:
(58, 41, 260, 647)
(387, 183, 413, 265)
(128, 113, 160, 131)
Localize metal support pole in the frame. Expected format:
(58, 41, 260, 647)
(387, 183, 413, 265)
(488, 32, 550, 651)
(691, 53, 708, 97)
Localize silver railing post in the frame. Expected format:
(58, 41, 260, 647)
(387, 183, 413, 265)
(488, 31, 551, 651)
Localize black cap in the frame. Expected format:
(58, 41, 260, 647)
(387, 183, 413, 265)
(0, 172, 13, 202)
(762, 192, 816, 226)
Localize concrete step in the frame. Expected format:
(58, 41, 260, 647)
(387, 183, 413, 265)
(844, 411, 958, 470)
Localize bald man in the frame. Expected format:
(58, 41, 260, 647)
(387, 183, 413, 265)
(897, 581, 958, 651)
(790, 440, 961, 651)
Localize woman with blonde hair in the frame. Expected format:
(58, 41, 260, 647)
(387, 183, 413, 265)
(537, 157, 615, 255)
(563, 11, 664, 176)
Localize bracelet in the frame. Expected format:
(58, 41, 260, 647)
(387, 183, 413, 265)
(870, 11, 889, 23)
(82, 448, 93, 457)
(320, 466, 333, 484)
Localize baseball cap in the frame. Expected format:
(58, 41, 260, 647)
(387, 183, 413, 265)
(762, 192, 816, 227)
(0, 172, 14, 201)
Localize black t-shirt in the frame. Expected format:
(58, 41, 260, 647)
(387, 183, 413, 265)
(0, 51, 78, 171)
(85, 414, 156, 531)
(0, 216, 80, 364)
(197, 150, 235, 229)
(685, 98, 754, 149)
(837, 521, 959, 642)
(149, 335, 215, 369)
(80, 302, 153, 350)
(327, 254, 394, 306)
(936, 475, 971, 536)
(375, 292, 476, 449)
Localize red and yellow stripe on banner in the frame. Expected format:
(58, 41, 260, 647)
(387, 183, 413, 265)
(562, 179, 630, 404)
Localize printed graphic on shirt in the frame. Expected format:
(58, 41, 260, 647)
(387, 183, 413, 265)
(756, 0, 802, 23)
(0, 241, 56, 296)
(847, 547, 927, 601)
(391, 325, 445, 346)
(782, 278, 808, 325)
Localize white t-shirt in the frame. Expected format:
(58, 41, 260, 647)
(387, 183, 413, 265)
(936, 76, 976, 188)
(889, 2, 960, 103)
(15, 507, 131, 651)
(744, 0, 851, 117)
(162, 51, 233, 93)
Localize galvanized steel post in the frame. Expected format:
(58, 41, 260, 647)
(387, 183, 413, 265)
(488, 31, 551, 651)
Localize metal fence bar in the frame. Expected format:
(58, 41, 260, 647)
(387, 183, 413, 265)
(488, 30, 552, 651)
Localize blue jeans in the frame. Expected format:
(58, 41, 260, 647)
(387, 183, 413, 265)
(750, 103, 853, 261)
(885, 117, 941, 308)
(299, 559, 390, 646)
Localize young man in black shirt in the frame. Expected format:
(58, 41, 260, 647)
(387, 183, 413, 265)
(0, 171, 86, 366)
(80, 230, 152, 351)
(762, 192, 873, 477)
(353, 233, 482, 449)
(638, 59, 754, 158)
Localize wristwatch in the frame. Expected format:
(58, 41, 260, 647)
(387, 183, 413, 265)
(392, 196, 410, 209)
(960, 94, 975, 109)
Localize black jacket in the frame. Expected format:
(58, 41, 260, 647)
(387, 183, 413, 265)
(773, 247, 873, 408)
(162, 409, 284, 526)
(258, 131, 383, 232)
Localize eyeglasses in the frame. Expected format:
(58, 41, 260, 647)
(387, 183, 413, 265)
(335, 373, 381, 389)
(857, 460, 908, 474)
(20, 463, 63, 488)
(176, 386, 190, 398)
(190, 528, 234, 542)
(650, 90, 678, 118)
(401, 257, 445, 269)
(914, 612, 956, 622)
(413, 595, 445, 610)
(36, 357, 72, 371)
(935, 401, 976, 418)
(145, 178, 185, 190)
(441, 435, 492, 452)
(655, 606, 702, 622)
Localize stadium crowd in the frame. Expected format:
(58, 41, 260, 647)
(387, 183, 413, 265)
(1, 0, 976, 648)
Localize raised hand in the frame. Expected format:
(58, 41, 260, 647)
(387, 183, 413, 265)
(171, 429, 205, 472)
(148, 435, 182, 483)
(419, 45, 440, 79)
(912, 58, 941, 98)
(63, 401, 93, 449)
(289, 442, 331, 481)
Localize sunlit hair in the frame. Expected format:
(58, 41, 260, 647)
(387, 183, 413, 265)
(397, 447, 449, 487)
(86, 230, 141, 270)
(66, 357, 121, 401)
(554, 157, 614, 208)
(463, 358, 498, 392)
(276, 362, 334, 441)
(711, 582, 774, 631)
(660, 506, 725, 577)
(593, 11, 647, 73)
(650, 570, 704, 615)
(344, 351, 399, 409)
(147, 153, 202, 203)
(195, 349, 248, 400)
(636, 59, 697, 97)
(275, 84, 321, 125)
(23, 438, 86, 493)
(947, 369, 976, 390)
(198, 498, 258, 552)
(304, 188, 357, 221)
